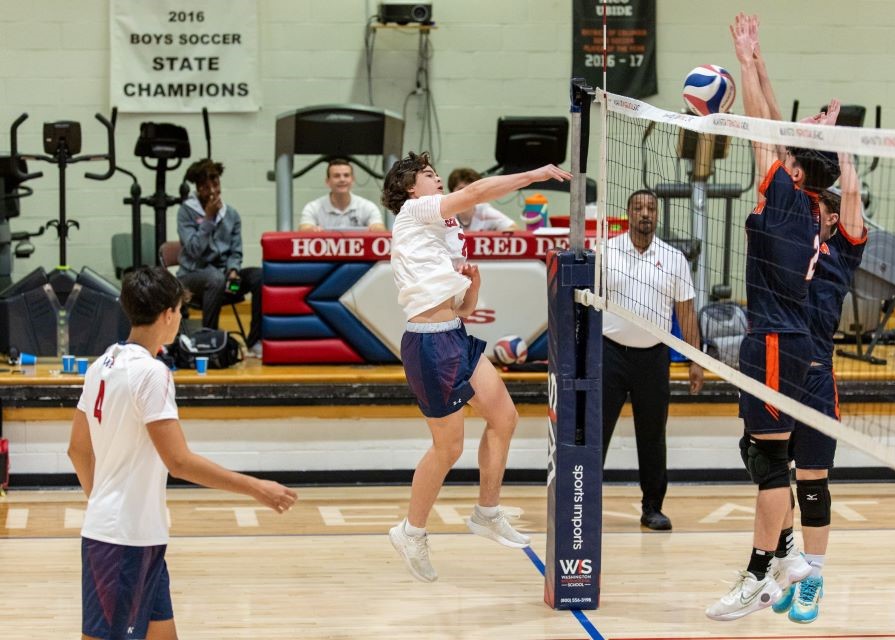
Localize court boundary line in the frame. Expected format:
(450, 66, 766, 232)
(613, 636, 895, 640)
(522, 545, 604, 640)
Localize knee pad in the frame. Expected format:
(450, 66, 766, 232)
(797, 478, 832, 527)
(740, 436, 791, 490)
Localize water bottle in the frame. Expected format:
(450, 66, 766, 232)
(522, 193, 548, 231)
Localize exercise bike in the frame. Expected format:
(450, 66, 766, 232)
(0, 112, 129, 357)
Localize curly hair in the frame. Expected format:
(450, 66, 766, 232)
(381, 151, 432, 214)
(447, 167, 481, 192)
(184, 158, 225, 186)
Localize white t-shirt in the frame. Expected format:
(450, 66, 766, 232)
(76, 343, 179, 546)
(458, 203, 516, 231)
(300, 193, 384, 229)
(602, 233, 695, 348)
(391, 194, 470, 319)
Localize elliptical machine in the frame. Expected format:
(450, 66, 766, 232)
(116, 108, 210, 270)
(0, 112, 129, 357)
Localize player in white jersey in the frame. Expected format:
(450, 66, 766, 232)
(382, 151, 571, 582)
(67, 266, 296, 640)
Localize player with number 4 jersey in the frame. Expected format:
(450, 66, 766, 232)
(68, 267, 296, 640)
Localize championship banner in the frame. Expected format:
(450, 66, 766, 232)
(110, 0, 260, 112)
(572, 0, 657, 98)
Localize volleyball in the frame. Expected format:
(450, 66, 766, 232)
(493, 335, 528, 365)
(682, 65, 736, 116)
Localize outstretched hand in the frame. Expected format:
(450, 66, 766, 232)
(799, 99, 841, 126)
(528, 164, 573, 184)
(819, 98, 841, 126)
(729, 12, 758, 64)
(254, 479, 298, 514)
(746, 14, 761, 59)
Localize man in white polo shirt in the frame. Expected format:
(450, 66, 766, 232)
(602, 189, 704, 530)
(300, 158, 386, 231)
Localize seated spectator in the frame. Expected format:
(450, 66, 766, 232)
(448, 167, 519, 231)
(176, 159, 263, 357)
(300, 159, 386, 231)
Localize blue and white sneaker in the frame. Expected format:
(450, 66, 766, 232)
(770, 551, 810, 613)
(772, 583, 795, 614)
(788, 575, 824, 623)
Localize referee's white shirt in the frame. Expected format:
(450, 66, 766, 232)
(603, 232, 696, 348)
(77, 343, 179, 546)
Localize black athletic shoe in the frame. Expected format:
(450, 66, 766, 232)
(640, 509, 672, 531)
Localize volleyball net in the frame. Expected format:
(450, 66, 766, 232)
(581, 90, 895, 469)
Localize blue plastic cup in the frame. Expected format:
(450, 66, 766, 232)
(76, 357, 89, 375)
(195, 356, 209, 375)
(20, 352, 36, 365)
(62, 354, 76, 373)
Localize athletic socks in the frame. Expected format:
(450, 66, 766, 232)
(775, 526, 795, 558)
(747, 548, 774, 580)
(804, 553, 825, 578)
(475, 504, 500, 519)
(404, 520, 427, 538)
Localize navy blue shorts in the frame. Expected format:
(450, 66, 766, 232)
(401, 319, 487, 419)
(738, 332, 812, 434)
(790, 366, 839, 469)
(82, 537, 173, 640)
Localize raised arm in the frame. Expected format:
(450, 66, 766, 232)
(837, 150, 865, 238)
(730, 13, 776, 183)
(439, 165, 571, 218)
(749, 15, 784, 122)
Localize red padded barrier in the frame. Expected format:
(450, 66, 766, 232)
(262, 285, 313, 315)
(261, 339, 365, 364)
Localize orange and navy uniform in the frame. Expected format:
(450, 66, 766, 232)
(739, 161, 820, 434)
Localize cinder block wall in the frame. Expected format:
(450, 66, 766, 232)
(1, 0, 891, 282)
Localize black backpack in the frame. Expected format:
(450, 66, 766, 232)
(167, 329, 243, 370)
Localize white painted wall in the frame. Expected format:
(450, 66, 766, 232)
(1, 0, 893, 282)
(2, 3, 893, 478)
(4, 413, 883, 476)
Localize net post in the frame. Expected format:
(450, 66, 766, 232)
(544, 247, 602, 610)
(543, 80, 602, 612)
(569, 79, 595, 258)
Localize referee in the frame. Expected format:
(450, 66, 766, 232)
(602, 189, 704, 530)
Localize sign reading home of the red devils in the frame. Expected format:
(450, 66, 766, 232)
(261, 231, 602, 262)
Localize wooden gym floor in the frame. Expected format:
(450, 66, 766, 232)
(2, 483, 895, 639)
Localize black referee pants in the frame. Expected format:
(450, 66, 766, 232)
(601, 337, 671, 511)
